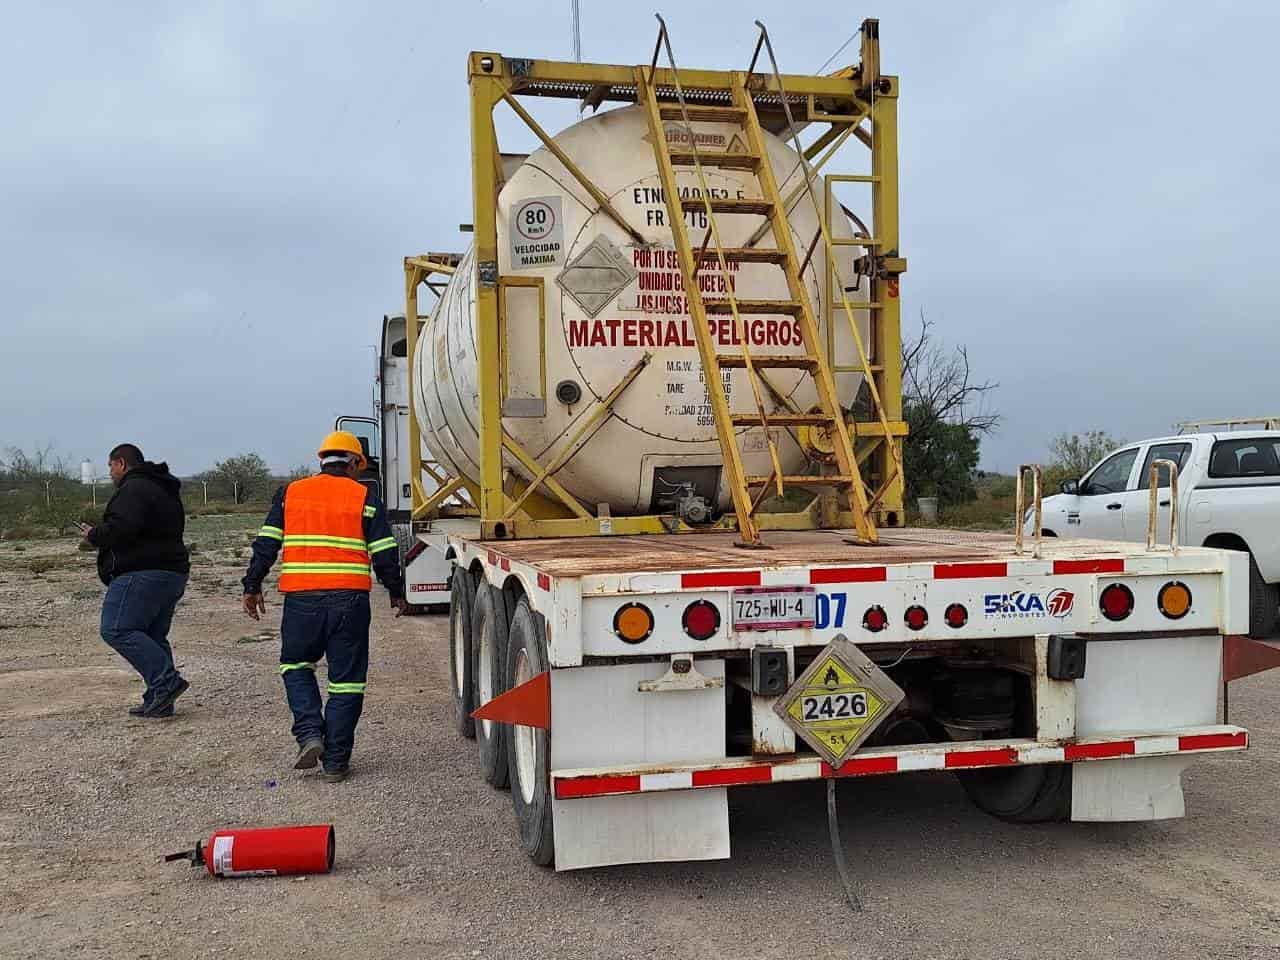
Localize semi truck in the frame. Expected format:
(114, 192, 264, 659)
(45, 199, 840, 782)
(346, 20, 1277, 871)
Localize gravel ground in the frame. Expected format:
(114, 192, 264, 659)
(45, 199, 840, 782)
(2, 515, 1279, 959)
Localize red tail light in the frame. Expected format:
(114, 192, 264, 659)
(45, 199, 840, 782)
(904, 605, 928, 631)
(862, 605, 888, 633)
(1100, 583, 1134, 622)
(682, 600, 721, 641)
(944, 603, 968, 629)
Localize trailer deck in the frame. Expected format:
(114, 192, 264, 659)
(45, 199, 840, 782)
(434, 521, 1207, 580)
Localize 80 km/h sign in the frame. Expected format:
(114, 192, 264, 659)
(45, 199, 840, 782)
(774, 635, 906, 768)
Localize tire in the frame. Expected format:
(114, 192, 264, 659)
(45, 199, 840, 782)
(448, 567, 476, 739)
(473, 584, 510, 789)
(958, 763, 1072, 823)
(392, 523, 414, 568)
(505, 599, 555, 867)
(1248, 554, 1279, 639)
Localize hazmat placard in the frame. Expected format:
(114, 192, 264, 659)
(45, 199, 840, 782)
(774, 636, 905, 767)
(510, 196, 564, 269)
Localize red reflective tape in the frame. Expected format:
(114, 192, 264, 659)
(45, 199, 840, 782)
(487, 551, 498, 566)
(945, 747, 1019, 769)
(681, 571, 761, 589)
(934, 562, 1007, 580)
(692, 766, 773, 788)
(537, 572, 551, 591)
(554, 775, 641, 800)
(810, 566, 887, 584)
(1064, 740, 1135, 761)
(830, 755, 899, 777)
(1179, 731, 1247, 752)
(1053, 558, 1126, 575)
(499, 557, 510, 571)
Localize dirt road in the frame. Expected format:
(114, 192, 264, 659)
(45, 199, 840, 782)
(2, 515, 1278, 959)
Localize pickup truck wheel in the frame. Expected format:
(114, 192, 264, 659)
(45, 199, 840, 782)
(448, 569, 476, 739)
(473, 584, 510, 789)
(1248, 555, 1279, 639)
(958, 763, 1071, 823)
(505, 598, 555, 867)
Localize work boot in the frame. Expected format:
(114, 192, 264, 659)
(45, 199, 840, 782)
(128, 702, 174, 718)
(294, 739, 324, 770)
(144, 678, 189, 717)
(319, 767, 349, 783)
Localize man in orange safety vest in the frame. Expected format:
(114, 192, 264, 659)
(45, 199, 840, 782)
(240, 431, 407, 781)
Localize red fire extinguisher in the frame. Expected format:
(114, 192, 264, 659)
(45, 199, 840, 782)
(165, 825, 335, 878)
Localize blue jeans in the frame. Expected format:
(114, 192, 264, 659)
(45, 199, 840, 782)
(279, 591, 370, 771)
(100, 570, 187, 707)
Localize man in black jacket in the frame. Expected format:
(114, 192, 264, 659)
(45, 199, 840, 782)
(82, 443, 191, 718)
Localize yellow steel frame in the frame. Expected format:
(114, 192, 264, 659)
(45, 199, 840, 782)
(404, 19, 907, 540)
(498, 275, 547, 412)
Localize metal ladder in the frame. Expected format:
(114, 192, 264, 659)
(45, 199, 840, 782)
(637, 17, 879, 546)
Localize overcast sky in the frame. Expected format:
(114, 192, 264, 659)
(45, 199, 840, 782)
(3, 0, 1277, 476)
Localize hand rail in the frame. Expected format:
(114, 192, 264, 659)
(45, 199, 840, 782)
(1146, 458, 1179, 552)
(1013, 464, 1043, 558)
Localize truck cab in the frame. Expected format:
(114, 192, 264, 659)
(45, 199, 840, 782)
(335, 314, 453, 611)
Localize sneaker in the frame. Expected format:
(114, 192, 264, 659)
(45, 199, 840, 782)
(294, 739, 324, 770)
(144, 678, 189, 717)
(319, 767, 349, 783)
(128, 702, 174, 718)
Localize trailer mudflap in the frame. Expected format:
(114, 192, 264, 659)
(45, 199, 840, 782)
(1071, 755, 1190, 821)
(550, 660, 729, 871)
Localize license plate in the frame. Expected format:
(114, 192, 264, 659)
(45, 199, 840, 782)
(731, 586, 815, 631)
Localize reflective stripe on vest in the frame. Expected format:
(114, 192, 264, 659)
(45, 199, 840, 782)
(278, 475, 372, 593)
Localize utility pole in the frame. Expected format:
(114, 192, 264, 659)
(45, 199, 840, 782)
(571, 0, 581, 61)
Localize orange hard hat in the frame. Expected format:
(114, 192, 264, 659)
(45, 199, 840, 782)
(317, 430, 367, 469)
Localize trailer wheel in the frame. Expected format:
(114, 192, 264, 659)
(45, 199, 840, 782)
(473, 584, 510, 789)
(448, 567, 476, 739)
(505, 598, 555, 866)
(1248, 554, 1279, 639)
(958, 763, 1071, 823)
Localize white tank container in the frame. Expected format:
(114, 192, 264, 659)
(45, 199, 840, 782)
(414, 105, 868, 516)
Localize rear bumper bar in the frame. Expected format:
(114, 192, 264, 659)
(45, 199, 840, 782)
(552, 725, 1248, 800)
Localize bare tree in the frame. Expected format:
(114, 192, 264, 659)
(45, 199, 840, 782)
(1, 445, 73, 481)
(898, 314, 1000, 505)
(901, 313, 999, 435)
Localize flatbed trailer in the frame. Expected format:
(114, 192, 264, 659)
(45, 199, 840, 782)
(421, 521, 1255, 871)
(391, 21, 1276, 873)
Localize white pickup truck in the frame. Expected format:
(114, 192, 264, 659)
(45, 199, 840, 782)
(1030, 431, 1280, 637)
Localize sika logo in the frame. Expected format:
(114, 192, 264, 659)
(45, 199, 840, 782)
(983, 588, 1075, 619)
(1046, 588, 1075, 618)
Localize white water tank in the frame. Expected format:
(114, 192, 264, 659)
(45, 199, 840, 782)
(80, 459, 95, 486)
(414, 105, 869, 516)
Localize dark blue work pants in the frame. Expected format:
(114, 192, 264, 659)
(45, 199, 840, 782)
(279, 590, 370, 772)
